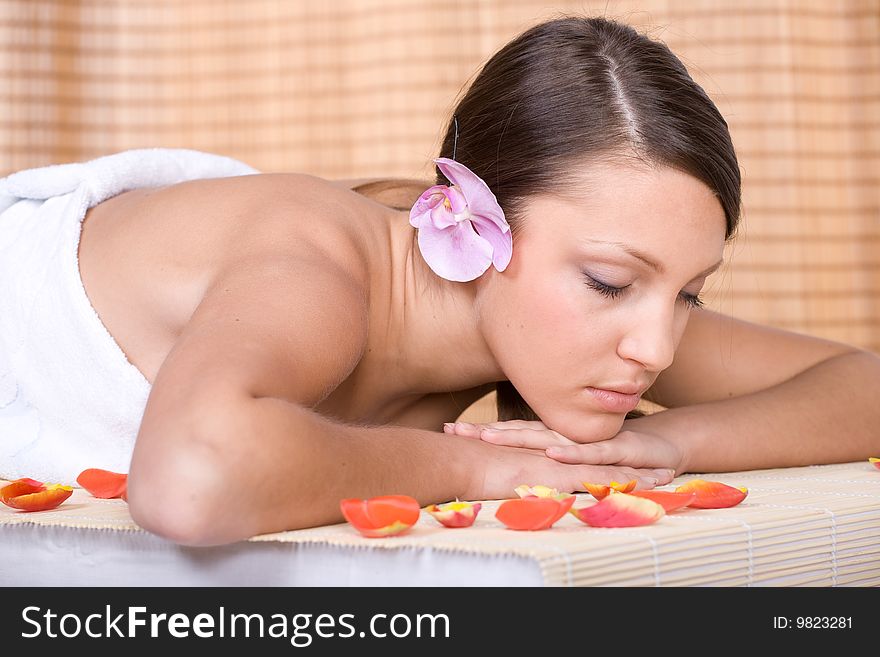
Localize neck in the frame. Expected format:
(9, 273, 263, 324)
(376, 209, 505, 398)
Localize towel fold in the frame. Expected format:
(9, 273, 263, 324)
(0, 148, 259, 485)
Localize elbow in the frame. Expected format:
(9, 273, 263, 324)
(127, 439, 241, 547)
(128, 496, 217, 548)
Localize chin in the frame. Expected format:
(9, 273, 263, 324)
(542, 408, 624, 444)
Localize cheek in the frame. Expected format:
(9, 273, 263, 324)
(495, 273, 611, 371)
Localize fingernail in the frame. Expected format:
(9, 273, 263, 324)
(457, 422, 476, 430)
(443, 423, 454, 432)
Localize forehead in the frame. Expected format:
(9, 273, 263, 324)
(521, 162, 727, 249)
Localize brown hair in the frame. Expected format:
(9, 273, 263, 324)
(354, 15, 742, 422)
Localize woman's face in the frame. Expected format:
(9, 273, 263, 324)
(476, 162, 728, 443)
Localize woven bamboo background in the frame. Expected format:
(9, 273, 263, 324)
(1, 0, 877, 423)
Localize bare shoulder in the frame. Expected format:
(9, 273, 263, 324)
(646, 307, 859, 408)
(140, 250, 371, 430)
(134, 172, 377, 407)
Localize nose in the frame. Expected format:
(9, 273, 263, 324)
(616, 302, 678, 373)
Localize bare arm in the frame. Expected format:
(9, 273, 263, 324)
(643, 308, 880, 472)
(665, 349, 880, 473)
(130, 392, 673, 546)
(129, 393, 477, 545)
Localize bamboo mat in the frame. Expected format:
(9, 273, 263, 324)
(2, 461, 878, 586)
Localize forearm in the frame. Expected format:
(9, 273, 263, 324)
(673, 350, 880, 473)
(133, 397, 485, 545)
(252, 399, 481, 524)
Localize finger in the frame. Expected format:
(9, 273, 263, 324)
(485, 420, 548, 430)
(650, 468, 677, 485)
(611, 467, 667, 490)
(545, 441, 619, 465)
(631, 468, 669, 489)
(481, 427, 577, 449)
(444, 421, 549, 439)
(443, 420, 547, 438)
(443, 422, 483, 437)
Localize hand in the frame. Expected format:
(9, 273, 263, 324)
(445, 413, 688, 477)
(445, 421, 677, 499)
(461, 441, 676, 501)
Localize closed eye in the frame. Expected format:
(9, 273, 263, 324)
(583, 275, 704, 310)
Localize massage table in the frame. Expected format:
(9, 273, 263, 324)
(1, 461, 878, 587)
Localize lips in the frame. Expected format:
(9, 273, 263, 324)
(585, 386, 642, 413)
(599, 383, 648, 395)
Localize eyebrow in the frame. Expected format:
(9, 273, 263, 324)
(579, 238, 724, 279)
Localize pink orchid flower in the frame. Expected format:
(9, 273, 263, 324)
(409, 158, 513, 282)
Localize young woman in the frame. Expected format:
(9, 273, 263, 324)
(1, 16, 877, 546)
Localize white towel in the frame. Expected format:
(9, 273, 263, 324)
(0, 148, 260, 485)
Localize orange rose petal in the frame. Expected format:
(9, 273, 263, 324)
(364, 494, 421, 528)
(76, 468, 128, 499)
(340, 495, 420, 538)
(0, 479, 45, 506)
(675, 479, 748, 509)
(361, 520, 413, 538)
(571, 493, 665, 527)
(869, 457, 880, 471)
(0, 482, 73, 512)
(425, 501, 481, 528)
(581, 479, 637, 501)
(629, 489, 697, 512)
(549, 495, 575, 524)
(496, 497, 569, 531)
(515, 484, 563, 499)
(582, 482, 612, 500)
(611, 480, 637, 494)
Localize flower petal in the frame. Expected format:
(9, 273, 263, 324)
(425, 501, 481, 528)
(428, 195, 459, 230)
(581, 480, 639, 501)
(409, 186, 449, 228)
(582, 482, 613, 500)
(0, 480, 73, 512)
(549, 495, 576, 524)
(468, 212, 513, 272)
(0, 478, 44, 506)
(433, 158, 512, 272)
(869, 457, 880, 470)
(675, 479, 748, 509)
(340, 495, 421, 538)
(495, 496, 570, 531)
(571, 493, 665, 527)
(361, 520, 413, 538)
(611, 480, 638, 494)
(433, 158, 508, 232)
(443, 185, 469, 214)
(629, 490, 696, 512)
(76, 468, 128, 500)
(416, 216, 494, 282)
(514, 484, 571, 500)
